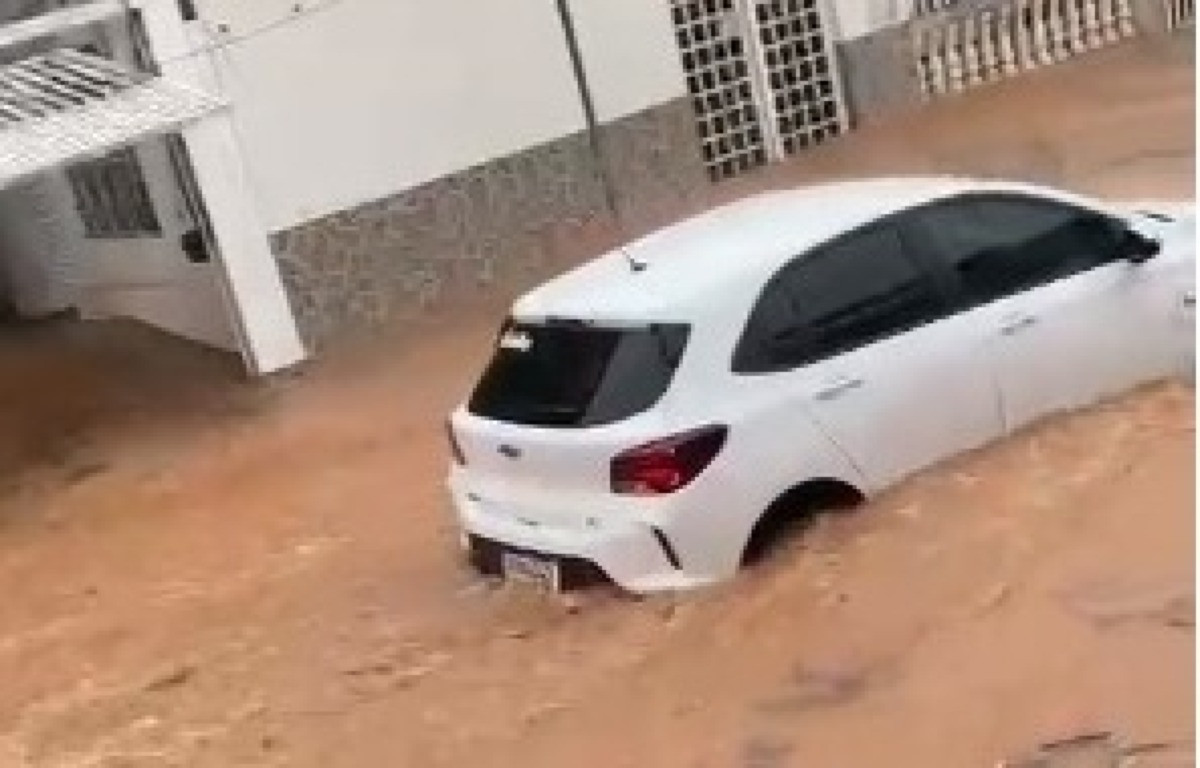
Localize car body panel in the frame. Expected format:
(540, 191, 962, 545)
(988, 255, 1190, 429)
(755, 305, 1005, 491)
(445, 178, 1196, 593)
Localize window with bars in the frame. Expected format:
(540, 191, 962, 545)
(672, 0, 769, 182)
(670, 0, 847, 182)
(754, 0, 844, 156)
(67, 147, 162, 238)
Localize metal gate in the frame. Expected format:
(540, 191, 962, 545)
(669, 0, 849, 182)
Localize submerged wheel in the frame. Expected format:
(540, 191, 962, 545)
(741, 478, 865, 566)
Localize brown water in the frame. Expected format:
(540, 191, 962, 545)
(0, 35, 1193, 768)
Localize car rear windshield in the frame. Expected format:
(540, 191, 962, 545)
(467, 319, 690, 428)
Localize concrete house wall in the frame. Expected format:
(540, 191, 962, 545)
(2, 0, 1180, 365)
(179, 0, 1183, 354)
(0, 1, 306, 373)
(191, 0, 904, 351)
(191, 0, 711, 349)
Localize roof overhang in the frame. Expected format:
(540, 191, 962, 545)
(0, 47, 226, 190)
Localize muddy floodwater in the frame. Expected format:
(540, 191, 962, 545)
(0, 35, 1194, 768)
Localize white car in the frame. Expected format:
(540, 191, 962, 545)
(446, 177, 1195, 593)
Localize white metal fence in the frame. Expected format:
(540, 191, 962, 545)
(669, 0, 849, 182)
(1163, 0, 1195, 28)
(913, 0, 1138, 99)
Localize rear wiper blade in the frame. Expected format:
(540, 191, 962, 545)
(543, 316, 591, 328)
(528, 404, 585, 419)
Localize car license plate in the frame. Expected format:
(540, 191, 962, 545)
(501, 550, 561, 592)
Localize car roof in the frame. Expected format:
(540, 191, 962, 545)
(512, 176, 1102, 323)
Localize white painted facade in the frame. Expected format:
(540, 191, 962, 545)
(0, 0, 924, 372)
(564, 0, 689, 122)
(187, 0, 914, 234)
(0, 175, 81, 316)
(195, 0, 589, 232)
(0, 0, 305, 373)
(829, 0, 917, 39)
(139, 0, 307, 372)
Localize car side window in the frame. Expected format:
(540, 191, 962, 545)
(912, 195, 1125, 307)
(734, 224, 949, 374)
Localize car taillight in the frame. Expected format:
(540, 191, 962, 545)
(611, 425, 728, 496)
(446, 420, 465, 465)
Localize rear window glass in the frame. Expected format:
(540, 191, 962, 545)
(468, 320, 690, 428)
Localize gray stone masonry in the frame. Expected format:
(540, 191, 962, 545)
(269, 97, 707, 351)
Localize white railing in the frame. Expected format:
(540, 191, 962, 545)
(1163, 0, 1195, 29)
(914, 0, 1138, 99)
(914, 0, 965, 15)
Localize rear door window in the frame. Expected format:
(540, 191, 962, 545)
(734, 224, 950, 373)
(468, 320, 690, 427)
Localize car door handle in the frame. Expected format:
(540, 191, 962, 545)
(813, 375, 865, 401)
(1182, 290, 1195, 309)
(999, 313, 1038, 336)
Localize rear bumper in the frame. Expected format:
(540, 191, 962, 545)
(467, 534, 611, 590)
(447, 479, 716, 593)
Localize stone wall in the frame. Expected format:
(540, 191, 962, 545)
(269, 97, 707, 351)
(601, 98, 711, 235)
(1128, 0, 1177, 34)
(267, 0, 1187, 353)
(837, 23, 925, 125)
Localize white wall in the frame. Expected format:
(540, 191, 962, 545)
(190, 0, 916, 233)
(565, 0, 687, 121)
(828, 0, 914, 39)
(0, 175, 81, 317)
(195, 0, 588, 232)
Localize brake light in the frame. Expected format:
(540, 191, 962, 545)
(446, 420, 465, 465)
(611, 425, 728, 496)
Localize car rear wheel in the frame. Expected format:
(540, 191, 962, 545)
(741, 478, 864, 566)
